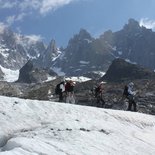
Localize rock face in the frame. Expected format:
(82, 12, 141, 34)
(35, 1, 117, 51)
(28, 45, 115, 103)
(17, 60, 57, 83)
(1, 18, 155, 79)
(0, 26, 62, 81)
(35, 39, 61, 69)
(2, 18, 155, 78)
(51, 29, 115, 75)
(102, 58, 155, 82)
(0, 26, 45, 70)
(0, 25, 46, 80)
(49, 19, 155, 75)
(51, 19, 155, 76)
(104, 18, 155, 70)
(0, 68, 4, 80)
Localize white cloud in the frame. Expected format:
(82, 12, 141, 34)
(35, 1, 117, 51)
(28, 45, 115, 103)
(6, 15, 16, 25)
(6, 13, 27, 25)
(16, 12, 27, 21)
(0, 22, 7, 34)
(19, 0, 76, 14)
(25, 34, 43, 42)
(39, 0, 74, 14)
(15, 34, 43, 46)
(1, 0, 77, 15)
(0, 0, 79, 25)
(19, 0, 77, 15)
(139, 18, 155, 30)
(16, 27, 22, 34)
(19, 0, 41, 11)
(0, 0, 18, 9)
(26, 35, 42, 41)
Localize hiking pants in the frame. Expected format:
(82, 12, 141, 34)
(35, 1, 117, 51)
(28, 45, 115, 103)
(59, 92, 64, 102)
(96, 93, 105, 107)
(66, 92, 75, 104)
(127, 95, 137, 111)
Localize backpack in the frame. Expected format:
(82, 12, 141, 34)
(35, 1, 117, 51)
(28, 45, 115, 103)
(123, 85, 129, 97)
(65, 82, 74, 92)
(55, 83, 62, 95)
(94, 86, 100, 97)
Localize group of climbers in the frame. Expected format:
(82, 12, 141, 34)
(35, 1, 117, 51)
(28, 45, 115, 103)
(55, 79, 76, 104)
(55, 79, 138, 112)
(93, 81, 137, 111)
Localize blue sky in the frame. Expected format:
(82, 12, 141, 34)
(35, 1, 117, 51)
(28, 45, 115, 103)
(0, 0, 155, 47)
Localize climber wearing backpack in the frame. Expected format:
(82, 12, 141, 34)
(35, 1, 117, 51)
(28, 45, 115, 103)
(95, 81, 105, 107)
(123, 82, 137, 112)
(55, 81, 66, 102)
(65, 80, 76, 104)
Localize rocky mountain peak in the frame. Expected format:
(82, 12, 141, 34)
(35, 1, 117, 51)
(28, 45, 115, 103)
(17, 60, 57, 84)
(2, 18, 155, 79)
(46, 39, 59, 57)
(128, 18, 140, 28)
(109, 19, 155, 70)
(102, 58, 155, 82)
(0, 25, 46, 79)
(68, 29, 93, 47)
(78, 28, 92, 40)
(51, 28, 114, 75)
(47, 39, 56, 50)
(34, 39, 61, 69)
(123, 18, 141, 32)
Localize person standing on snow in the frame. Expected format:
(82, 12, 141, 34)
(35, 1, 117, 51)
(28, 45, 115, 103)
(124, 82, 137, 112)
(65, 80, 76, 104)
(55, 81, 66, 102)
(95, 81, 105, 107)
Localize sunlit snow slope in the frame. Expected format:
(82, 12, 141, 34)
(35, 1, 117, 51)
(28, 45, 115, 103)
(0, 96, 155, 155)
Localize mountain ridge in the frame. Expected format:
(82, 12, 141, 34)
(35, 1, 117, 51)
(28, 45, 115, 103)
(1, 18, 155, 80)
(35, 18, 155, 76)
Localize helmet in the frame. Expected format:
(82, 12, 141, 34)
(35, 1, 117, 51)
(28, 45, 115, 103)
(128, 82, 134, 87)
(99, 81, 104, 85)
(73, 81, 76, 85)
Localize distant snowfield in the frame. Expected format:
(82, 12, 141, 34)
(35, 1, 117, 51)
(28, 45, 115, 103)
(0, 66, 19, 82)
(0, 65, 92, 83)
(0, 96, 155, 155)
(65, 76, 91, 82)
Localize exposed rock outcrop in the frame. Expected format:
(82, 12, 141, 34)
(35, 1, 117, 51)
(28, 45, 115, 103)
(52, 29, 114, 75)
(17, 60, 57, 83)
(101, 58, 155, 82)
